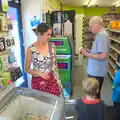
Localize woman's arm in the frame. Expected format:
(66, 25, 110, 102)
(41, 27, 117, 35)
(25, 47, 43, 77)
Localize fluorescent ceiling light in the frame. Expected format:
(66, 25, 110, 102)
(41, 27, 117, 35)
(87, 0, 92, 7)
(87, 0, 96, 7)
(116, 3, 120, 7)
(115, 1, 120, 7)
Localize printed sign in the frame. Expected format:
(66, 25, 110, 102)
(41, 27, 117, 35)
(57, 63, 68, 70)
(53, 41, 64, 46)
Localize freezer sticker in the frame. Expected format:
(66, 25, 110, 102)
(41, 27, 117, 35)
(0, 117, 8, 120)
(57, 55, 71, 59)
(57, 63, 68, 70)
(57, 48, 67, 52)
(51, 41, 64, 46)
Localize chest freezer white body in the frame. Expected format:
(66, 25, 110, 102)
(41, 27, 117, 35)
(0, 86, 65, 120)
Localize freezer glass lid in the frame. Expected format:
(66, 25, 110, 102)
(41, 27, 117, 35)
(0, 93, 57, 120)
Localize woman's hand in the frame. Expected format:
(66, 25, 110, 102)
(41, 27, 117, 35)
(34, 71, 50, 80)
(41, 72, 51, 80)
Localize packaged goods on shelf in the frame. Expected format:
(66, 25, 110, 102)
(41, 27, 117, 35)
(84, 16, 94, 49)
(108, 19, 120, 79)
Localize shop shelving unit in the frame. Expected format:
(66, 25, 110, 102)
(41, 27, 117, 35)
(108, 28, 120, 80)
(84, 16, 94, 49)
(102, 13, 120, 80)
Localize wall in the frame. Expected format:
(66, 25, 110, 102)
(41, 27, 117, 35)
(21, 0, 41, 88)
(62, 6, 84, 14)
(84, 7, 120, 16)
(43, 0, 60, 12)
(62, 6, 120, 16)
(21, 0, 60, 48)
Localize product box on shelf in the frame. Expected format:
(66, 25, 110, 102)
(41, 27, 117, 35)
(63, 82, 72, 100)
(5, 36, 15, 49)
(0, 37, 6, 51)
(0, 78, 3, 88)
(0, 17, 8, 31)
(0, 0, 8, 12)
(2, 54, 9, 72)
(10, 67, 22, 82)
(0, 54, 9, 73)
(2, 72, 11, 86)
(8, 50, 16, 63)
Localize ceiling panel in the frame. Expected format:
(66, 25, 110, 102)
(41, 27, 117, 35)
(59, 0, 120, 7)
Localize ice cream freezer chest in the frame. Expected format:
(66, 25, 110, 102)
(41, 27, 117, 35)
(0, 85, 65, 120)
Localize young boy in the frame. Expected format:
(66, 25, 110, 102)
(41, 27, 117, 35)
(75, 78, 107, 120)
(112, 70, 120, 120)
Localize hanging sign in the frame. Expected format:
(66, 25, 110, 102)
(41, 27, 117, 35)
(111, 21, 120, 29)
(0, 0, 8, 12)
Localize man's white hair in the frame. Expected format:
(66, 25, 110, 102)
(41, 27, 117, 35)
(89, 16, 103, 26)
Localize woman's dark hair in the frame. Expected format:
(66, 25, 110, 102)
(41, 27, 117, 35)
(33, 23, 51, 35)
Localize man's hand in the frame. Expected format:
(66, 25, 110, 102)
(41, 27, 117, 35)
(80, 49, 89, 56)
(85, 49, 91, 53)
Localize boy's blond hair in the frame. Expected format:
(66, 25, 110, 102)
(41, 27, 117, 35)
(82, 78, 99, 96)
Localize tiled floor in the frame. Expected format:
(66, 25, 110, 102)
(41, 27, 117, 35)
(71, 57, 113, 106)
(65, 57, 113, 120)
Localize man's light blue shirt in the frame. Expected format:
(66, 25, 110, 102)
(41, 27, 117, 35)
(87, 29, 109, 77)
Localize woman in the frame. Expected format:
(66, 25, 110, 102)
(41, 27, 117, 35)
(25, 23, 63, 97)
(80, 16, 109, 99)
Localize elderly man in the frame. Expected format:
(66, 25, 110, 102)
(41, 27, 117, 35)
(80, 16, 109, 99)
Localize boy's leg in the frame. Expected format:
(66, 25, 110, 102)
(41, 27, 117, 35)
(88, 74, 104, 99)
(113, 102, 120, 120)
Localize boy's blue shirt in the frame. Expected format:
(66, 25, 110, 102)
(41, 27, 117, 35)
(112, 70, 120, 102)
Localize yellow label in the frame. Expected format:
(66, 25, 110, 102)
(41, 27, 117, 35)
(111, 21, 120, 29)
(1, 0, 8, 12)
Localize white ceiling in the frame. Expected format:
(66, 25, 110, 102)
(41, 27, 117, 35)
(59, 0, 120, 7)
